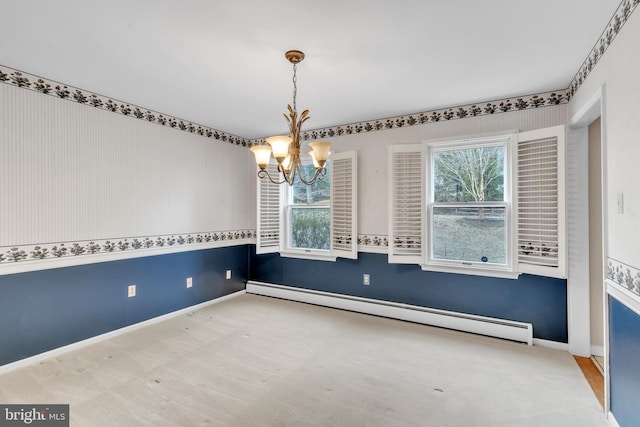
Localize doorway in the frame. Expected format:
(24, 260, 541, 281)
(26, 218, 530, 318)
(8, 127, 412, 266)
(567, 86, 607, 412)
(588, 117, 604, 363)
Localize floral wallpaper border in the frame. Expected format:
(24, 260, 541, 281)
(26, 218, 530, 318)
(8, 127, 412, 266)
(357, 235, 389, 247)
(0, 230, 256, 265)
(0, 66, 250, 147)
(251, 90, 569, 145)
(567, 0, 640, 99)
(1, 1, 638, 147)
(607, 257, 640, 299)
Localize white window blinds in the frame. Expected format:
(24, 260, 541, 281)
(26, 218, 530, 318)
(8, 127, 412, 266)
(516, 126, 566, 278)
(256, 162, 282, 254)
(388, 145, 424, 264)
(331, 151, 358, 259)
(256, 152, 357, 260)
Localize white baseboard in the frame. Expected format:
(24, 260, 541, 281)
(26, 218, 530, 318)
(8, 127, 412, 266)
(246, 281, 533, 345)
(0, 290, 245, 374)
(608, 411, 620, 427)
(591, 345, 605, 357)
(532, 338, 569, 351)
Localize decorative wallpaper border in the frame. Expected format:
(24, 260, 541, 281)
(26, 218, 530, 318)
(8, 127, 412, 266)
(567, 0, 640, 99)
(607, 257, 640, 298)
(250, 90, 569, 145)
(357, 234, 388, 247)
(0, 63, 570, 149)
(0, 66, 250, 147)
(2, 1, 638, 147)
(303, 92, 564, 138)
(0, 230, 256, 266)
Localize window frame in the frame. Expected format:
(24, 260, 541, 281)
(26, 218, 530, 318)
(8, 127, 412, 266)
(423, 135, 516, 277)
(389, 126, 565, 279)
(255, 150, 357, 262)
(281, 161, 333, 259)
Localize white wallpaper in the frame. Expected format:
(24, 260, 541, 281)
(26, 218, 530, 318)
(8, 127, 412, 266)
(323, 106, 567, 238)
(568, 8, 640, 276)
(0, 83, 253, 271)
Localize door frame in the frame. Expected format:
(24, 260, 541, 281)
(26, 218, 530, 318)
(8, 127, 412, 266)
(567, 85, 608, 412)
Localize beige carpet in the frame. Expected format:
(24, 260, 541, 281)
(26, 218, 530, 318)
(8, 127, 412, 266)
(0, 293, 612, 426)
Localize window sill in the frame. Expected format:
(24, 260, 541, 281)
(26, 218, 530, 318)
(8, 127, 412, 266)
(280, 250, 337, 262)
(420, 263, 520, 279)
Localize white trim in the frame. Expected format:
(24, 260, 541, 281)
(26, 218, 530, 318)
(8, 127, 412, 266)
(591, 345, 605, 357)
(599, 86, 610, 416)
(607, 411, 620, 427)
(566, 125, 591, 357)
(425, 135, 515, 276)
(569, 87, 604, 129)
(607, 279, 640, 317)
(532, 338, 569, 352)
(246, 281, 533, 345)
(279, 251, 337, 262)
(569, 83, 609, 411)
(357, 245, 388, 254)
(0, 239, 254, 276)
(420, 263, 520, 279)
(0, 290, 246, 374)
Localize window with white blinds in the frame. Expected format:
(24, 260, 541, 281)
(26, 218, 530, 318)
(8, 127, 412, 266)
(256, 162, 281, 254)
(256, 151, 358, 261)
(516, 126, 566, 278)
(388, 145, 423, 264)
(331, 151, 358, 259)
(388, 125, 565, 279)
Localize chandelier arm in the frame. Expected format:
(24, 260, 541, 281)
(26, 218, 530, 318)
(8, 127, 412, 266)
(296, 164, 327, 185)
(276, 162, 297, 186)
(257, 168, 287, 185)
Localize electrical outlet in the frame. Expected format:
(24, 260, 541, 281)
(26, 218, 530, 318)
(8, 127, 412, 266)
(226, 270, 232, 280)
(363, 274, 370, 285)
(128, 284, 136, 297)
(186, 277, 193, 288)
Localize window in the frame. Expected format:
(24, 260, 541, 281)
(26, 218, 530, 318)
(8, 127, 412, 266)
(429, 140, 510, 269)
(287, 162, 331, 251)
(256, 151, 357, 261)
(389, 126, 565, 279)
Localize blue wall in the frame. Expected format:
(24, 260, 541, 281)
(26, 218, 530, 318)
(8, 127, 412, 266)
(250, 250, 568, 342)
(0, 245, 248, 366)
(1, 245, 568, 367)
(609, 295, 640, 427)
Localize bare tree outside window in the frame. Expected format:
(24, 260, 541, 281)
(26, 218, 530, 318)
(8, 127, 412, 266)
(431, 145, 507, 265)
(433, 146, 504, 203)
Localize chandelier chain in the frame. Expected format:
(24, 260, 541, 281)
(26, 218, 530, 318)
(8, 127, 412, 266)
(292, 62, 298, 114)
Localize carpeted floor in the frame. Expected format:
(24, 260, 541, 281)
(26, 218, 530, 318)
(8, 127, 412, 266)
(0, 293, 613, 426)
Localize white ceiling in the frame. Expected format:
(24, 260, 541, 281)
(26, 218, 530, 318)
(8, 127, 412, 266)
(0, 0, 621, 139)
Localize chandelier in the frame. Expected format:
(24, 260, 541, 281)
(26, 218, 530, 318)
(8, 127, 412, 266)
(250, 50, 332, 185)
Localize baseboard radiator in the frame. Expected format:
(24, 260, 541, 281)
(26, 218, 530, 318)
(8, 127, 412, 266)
(246, 281, 533, 345)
